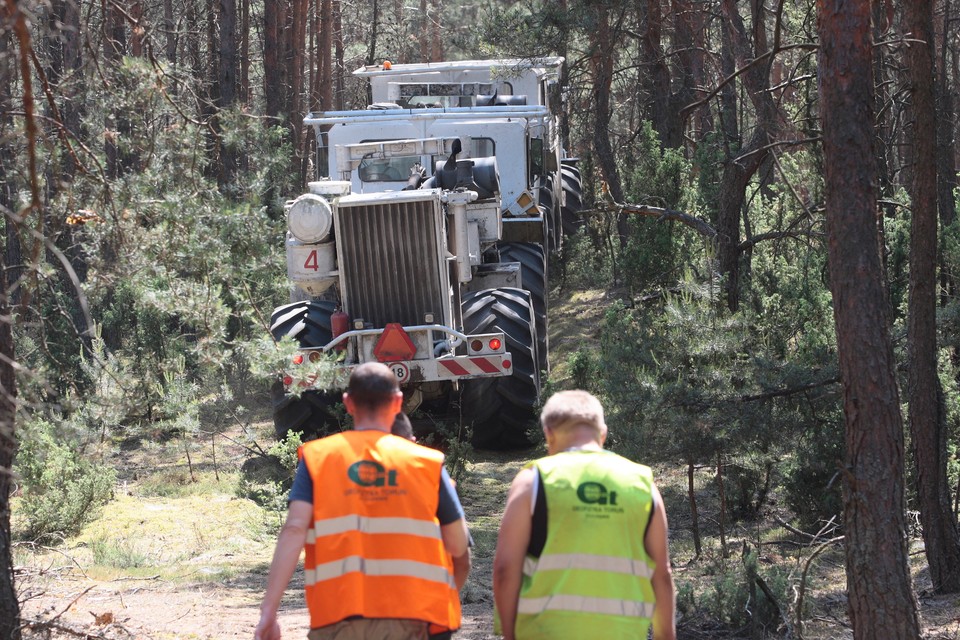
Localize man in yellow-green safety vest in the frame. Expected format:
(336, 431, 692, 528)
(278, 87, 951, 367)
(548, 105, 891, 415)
(493, 390, 676, 640)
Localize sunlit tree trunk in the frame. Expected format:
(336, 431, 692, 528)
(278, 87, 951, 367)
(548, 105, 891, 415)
(418, 0, 427, 61)
(429, 0, 442, 62)
(904, 0, 960, 594)
(333, 0, 344, 109)
(319, 0, 333, 110)
(818, 0, 921, 635)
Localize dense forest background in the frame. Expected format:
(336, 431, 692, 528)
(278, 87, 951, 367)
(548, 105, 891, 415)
(2, 0, 960, 638)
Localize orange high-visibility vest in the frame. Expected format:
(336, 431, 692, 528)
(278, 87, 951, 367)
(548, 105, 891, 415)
(299, 430, 461, 632)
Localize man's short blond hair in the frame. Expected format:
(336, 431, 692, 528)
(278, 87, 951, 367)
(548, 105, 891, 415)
(540, 390, 606, 437)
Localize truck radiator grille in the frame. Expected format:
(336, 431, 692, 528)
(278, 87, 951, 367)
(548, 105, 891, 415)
(336, 198, 449, 329)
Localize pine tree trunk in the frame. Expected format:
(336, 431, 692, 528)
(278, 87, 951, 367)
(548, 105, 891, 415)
(0, 267, 20, 639)
(936, 0, 958, 313)
(0, 11, 22, 637)
(219, 0, 238, 187)
(429, 0, 442, 62)
(164, 0, 176, 63)
(240, 0, 250, 104)
(264, 1, 282, 117)
(319, 0, 333, 110)
(589, 5, 626, 250)
(904, 0, 960, 594)
(688, 460, 701, 559)
(716, 453, 727, 559)
(818, 1, 921, 636)
(333, 0, 344, 109)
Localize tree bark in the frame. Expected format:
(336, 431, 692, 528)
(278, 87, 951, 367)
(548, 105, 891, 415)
(218, 0, 239, 187)
(319, 0, 333, 110)
(688, 460, 701, 558)
(0, 2, 22, 633)
(264, 0, 282, 117)
(333, 0, 344, 109)
(164, 0, 176, 64)
(638, 0, 672, 145)
(240, 0, 250, 104)
(0, 262, 20, 640)
(716, 453, 728, 559)
(589, 5, 627, 247)
(936, 0, 958, 311)
(429, 0, 442, 62)
(904, 0, 960, 594)
(817, 1, 921, 636)
(103, 1, 126, 179)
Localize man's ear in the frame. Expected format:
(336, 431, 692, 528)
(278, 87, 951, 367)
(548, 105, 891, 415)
(343, 392, 354, 415)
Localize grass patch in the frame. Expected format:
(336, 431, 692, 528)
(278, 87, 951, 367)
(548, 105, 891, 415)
(135, 468, 240, 498)
(66, 492, 273, 583)
(91, 537, 153, 569)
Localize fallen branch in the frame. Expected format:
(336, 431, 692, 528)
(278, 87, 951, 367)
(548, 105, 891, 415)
(21, 617, 113, 640)
(796, 535, 845, 639)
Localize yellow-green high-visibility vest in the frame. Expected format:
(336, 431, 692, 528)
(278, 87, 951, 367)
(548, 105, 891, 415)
(515, 450, 657, 639)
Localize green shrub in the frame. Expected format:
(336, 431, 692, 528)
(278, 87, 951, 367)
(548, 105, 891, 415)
(236, 430, 303, 533)
(14, 418, 116, 542)
(782, 424, 844, 529)
(568, 348, 600, 392)
(91, 537, 151, 568)
(704, 550, 790, 633)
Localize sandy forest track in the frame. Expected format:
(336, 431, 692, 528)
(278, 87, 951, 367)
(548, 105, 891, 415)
(15, 451, 524, 640)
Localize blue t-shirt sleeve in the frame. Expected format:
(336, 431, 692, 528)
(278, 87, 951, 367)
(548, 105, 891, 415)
(437, 467, 465, 525)
(288, 459, 313, 504)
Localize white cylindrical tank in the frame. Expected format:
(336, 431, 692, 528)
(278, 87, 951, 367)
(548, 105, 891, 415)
(286, 234, 338, 296)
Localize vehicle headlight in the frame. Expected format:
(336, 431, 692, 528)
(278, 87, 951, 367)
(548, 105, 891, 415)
(288, 194, 333, 243)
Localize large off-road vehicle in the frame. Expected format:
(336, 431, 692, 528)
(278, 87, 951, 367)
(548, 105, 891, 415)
(270, 58, 582, 449)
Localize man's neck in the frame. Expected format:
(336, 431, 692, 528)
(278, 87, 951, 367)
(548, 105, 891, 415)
(353, 424, 389, 432)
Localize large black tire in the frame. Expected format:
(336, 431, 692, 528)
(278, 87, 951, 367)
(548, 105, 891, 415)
(538, 176, 560, 254)
(269, 300, 343, 440)
(460, 288, 540, 450)
(496, 242, 548, 377)
(560, 162, 584, 237)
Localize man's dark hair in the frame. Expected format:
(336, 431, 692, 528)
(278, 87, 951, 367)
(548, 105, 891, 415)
(347, 362, 400, 409)
(391, 412, 415, 440)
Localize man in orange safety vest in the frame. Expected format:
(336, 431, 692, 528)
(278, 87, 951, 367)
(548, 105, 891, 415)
(255, 363, 471, 640)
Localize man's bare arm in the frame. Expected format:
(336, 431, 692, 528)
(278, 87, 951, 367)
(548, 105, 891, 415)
(645, 485, 676, 640)
(493, 468, 535, 640)
(441, 518, 471, 590)
(254, 500, 312, 640)
(451, 546, 472, 591)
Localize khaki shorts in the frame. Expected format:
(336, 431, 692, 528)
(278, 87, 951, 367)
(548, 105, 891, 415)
(307, 618, 430, 640)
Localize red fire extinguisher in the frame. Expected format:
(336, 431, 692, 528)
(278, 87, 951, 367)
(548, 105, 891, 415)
(331, 307, 349, 351)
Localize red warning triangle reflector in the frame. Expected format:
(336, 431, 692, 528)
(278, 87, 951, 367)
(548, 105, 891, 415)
(374, 323, 417, 362)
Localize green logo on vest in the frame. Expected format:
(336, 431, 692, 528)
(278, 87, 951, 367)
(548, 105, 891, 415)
(347, 460, 398, 487)
(577, 481, 617, 506)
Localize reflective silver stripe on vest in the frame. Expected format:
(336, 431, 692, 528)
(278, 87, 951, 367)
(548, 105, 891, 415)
(523, 553, 654, 579)
(304, 555, 454, 588)
(517, 594, 654, 619)
(307, 515, 442, 543)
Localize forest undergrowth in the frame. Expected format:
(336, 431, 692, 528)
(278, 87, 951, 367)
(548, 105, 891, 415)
(9, 286, 960, 640)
